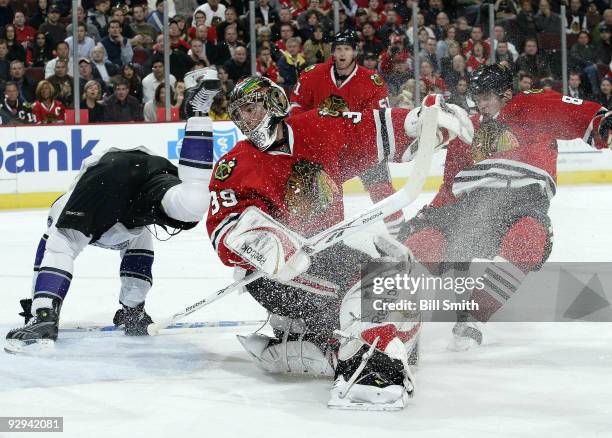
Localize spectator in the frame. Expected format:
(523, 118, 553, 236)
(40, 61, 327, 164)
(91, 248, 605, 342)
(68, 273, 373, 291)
(393, 78, 417, 110)
(115, 63, 143, 102)
(360, 52, 380, 71)
(256, 46, 281, 83)
(493, 25, 518, 61)
(209, 93, 231, 120)
(28, 0, 49, 30)
(465, 40, 487, 73)
(103, 78, 144, 122)
(274, 23, 297, 56)
(515, 37, 551, 86)
(89, 0, 111, 38)
(0, 81, 36, 124)
(13, 11, 36, 45)
(567, 71, 587, 99)
(175, 0, 199, 17)
(277, 37, 305, 92)
(0, 0, 15, 28)
(515, 0, 538, 48)
(219, 7, 249, 43)
(102, 20, 134, 66)
(420, 59, 447, 94)
(493, 0, 519, 22)
(109, 6, 136, 42)
(169, 20, 191, 53)
(47, 59, 74, 108)
(81, 79, 105, 123)
(217, 65, 235, 94)
(444, 53, 470, 89)
(419, 37, 440, 72)
(254, 0, 280, 27)
(271, 7, 295, 41)
(381, 49, 411, 96)
(65, 22, 97, 61)
(66, 7, 101, 44)
(586, 3, 602, 37)
(254, 26, 274, 53)
(143, 82, 174, 121)
(440, 40, 461, 80)
(45, 42, 73, 79)
(297, 0, 332, 33)
(569, 31, 600, 96)
(379, 10, 403, 46)
(9, 60, 36, 102)
(431, 11, 450, 42)
(78, 58, 99, 91)
(462, 25, 490, 58)
(194, 0, 227, 26)
(39, 4, 67, 48)
(149, 34, 194, 81)
(130, 5, 157, 49)
(424, 0, 447, 27)
(188, 11, 208, 41)
(447, 77, 477, 114)
(303, 25, 331, 65)
(90, 43, 119, 87)
(360, 22, 385, 57)
(27, 32, 53, 67)
(142, 58, 176, 103)
(147, 0, 165, 34)
(224, 45, 251, 82)
(32, 80, 66, 124)
(595, 25, 611, 66)
(3, 25, 26, 63)
(566, 0, 587, 34)
(536, 0, 562, 34)
(188, 38, 211, 66)
(516, 71, 533, 92)
(298, 11, 321, 43)
(495, 40, 515, 71)
(0, 40, 11, 81)
(595, 77, 612, 108)
(454, 16, 471, 45)
(215, 25, 242, 66)
(436, 25, 458, 63)
(174, 15, 190, 41)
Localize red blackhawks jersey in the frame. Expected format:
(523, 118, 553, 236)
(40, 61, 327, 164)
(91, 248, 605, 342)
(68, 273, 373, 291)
(207, 108, 411, 268)
(32, 100, 66, 124)
(289, 60, 389, 115)
(432, 89, 608, 208)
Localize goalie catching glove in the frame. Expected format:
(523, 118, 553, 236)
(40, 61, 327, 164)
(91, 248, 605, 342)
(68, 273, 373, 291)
(224, 207, 311, 282)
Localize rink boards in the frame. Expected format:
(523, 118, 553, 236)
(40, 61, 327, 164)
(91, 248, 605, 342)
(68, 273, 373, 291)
(0, 122, 611, 209)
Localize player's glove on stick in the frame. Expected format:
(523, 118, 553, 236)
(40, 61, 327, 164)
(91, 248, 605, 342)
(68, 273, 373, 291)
(224, 207, 311, 282)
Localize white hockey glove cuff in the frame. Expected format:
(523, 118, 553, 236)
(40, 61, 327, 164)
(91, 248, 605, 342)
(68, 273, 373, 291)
(224, 207, 311, 282)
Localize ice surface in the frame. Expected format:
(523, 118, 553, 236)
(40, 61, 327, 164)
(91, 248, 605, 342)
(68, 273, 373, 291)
(1, 187, 612, 438)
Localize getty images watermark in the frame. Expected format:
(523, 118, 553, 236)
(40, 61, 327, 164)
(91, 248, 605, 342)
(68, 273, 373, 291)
(359, 261, 612, 323)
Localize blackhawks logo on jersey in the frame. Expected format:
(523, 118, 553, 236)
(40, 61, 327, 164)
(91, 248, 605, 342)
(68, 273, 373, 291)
(471, 119, 519, 162)
(370, 73, 383, 86)
(284, 159, 339, 220)
(318, 95, 349, 117)
(214, 158, 236, 181)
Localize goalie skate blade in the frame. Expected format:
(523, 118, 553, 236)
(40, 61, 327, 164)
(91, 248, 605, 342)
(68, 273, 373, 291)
(4, 339, 55, 355)
(328, 383, 410, 411)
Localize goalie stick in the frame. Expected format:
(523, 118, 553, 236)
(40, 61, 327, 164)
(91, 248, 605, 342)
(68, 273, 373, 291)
(147, 107, 438, 336)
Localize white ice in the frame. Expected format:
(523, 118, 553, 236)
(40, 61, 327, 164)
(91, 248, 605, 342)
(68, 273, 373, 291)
(1, 186, 612, 438)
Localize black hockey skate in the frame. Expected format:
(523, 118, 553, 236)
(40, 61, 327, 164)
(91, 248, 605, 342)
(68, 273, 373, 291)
(5, 298, 61, 354)
(328, 342, 414, 411)
(113, 302, 153, 336)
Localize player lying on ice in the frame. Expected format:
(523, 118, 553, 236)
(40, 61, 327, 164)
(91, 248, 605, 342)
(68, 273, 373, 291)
(205, 76, 472, 410)
(5, 67, 222, 354)
(397, 64, 612, 351)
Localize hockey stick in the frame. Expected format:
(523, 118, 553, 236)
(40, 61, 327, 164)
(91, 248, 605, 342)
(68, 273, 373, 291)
(147, 107, 438, 336)
(60, 319, 266, 335)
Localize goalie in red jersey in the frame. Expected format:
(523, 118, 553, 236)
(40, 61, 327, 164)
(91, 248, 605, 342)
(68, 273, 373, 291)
(205, 76, 459, 410)
(397, 64, 612, 350)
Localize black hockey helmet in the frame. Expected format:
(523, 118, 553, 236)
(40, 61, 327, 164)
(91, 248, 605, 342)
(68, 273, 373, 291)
(332, 29, 359, 50)
(469, 63, 513, 97)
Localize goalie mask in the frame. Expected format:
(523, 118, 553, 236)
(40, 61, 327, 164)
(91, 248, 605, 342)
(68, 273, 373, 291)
(228, 76, 289, 151)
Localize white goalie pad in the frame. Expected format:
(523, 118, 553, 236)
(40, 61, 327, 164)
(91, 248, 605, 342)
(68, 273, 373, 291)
(224, 207, 310, 281)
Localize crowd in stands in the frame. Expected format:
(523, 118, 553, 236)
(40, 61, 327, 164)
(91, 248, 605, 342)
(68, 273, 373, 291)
(0, 0, 611, 125)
